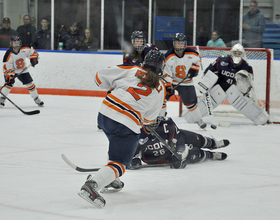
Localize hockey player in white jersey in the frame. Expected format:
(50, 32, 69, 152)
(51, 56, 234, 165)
(163, 33, 206, 129)
(78, 50, 171, 208)
(0, 36, 44, 107)
(194, 43, 269, 125)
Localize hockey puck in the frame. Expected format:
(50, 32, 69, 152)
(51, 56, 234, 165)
(210, 124, 217, 129)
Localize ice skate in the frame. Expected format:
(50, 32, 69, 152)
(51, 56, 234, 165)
(211, 139, 230, 150)
(212, 152, 227, 160)
(197, 119, 207, 129)
(100, 178, 124, 193)
(78, 175, 106, 208)
(34, 97, 44, 107)
(0, 96, 5, 107)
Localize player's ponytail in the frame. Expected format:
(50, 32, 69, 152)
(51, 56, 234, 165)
(137, 69, 160, 89)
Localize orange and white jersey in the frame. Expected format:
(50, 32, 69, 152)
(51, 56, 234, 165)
(95, 65, 166, 134)
(3, 46, 38, 75)
(164, 47, 200, 86)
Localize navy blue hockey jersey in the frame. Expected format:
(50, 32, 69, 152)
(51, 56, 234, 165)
(205, 56, 253, 91)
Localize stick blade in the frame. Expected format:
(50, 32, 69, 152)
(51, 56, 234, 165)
(24, 110, 40, 115)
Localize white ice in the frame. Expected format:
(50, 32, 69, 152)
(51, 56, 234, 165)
(1, 94, 280, 220)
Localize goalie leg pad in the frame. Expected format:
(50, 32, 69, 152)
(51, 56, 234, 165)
(226, 85, 269, 125)
(196, 84, 227, 117)
(197, 70, 218, 94)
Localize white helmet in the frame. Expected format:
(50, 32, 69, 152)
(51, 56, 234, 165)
(230, 43, 246, 64)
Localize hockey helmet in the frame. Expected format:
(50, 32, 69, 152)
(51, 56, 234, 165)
(147, 116, 165, 131)
(131, 30, 146, 51)
(143, 50, 166, 74)
(173, 33, 187, 53)
(10, 35, 22, 50)
(230, 43, 246, 64)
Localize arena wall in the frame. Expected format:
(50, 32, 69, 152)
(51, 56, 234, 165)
(0, 50, 280, 99)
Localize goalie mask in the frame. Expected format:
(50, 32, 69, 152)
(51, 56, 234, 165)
(230, 43, 246, 65)
(10, 35, 22, 50)
(173, 33, 187, 53)
(131, 31, 146, 52)
(143, 50, 166, 74)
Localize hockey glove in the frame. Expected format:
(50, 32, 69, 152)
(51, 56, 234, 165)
(30, 58, 38, 67)
(166, 85, 174, 96)
(170, 155, 187, 169)
(4, 69, 16, 84)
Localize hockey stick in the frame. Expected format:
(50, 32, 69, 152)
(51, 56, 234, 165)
(196, 45, 218, 129)
(0, 64, 40, 115)
(0, 91, 40, 115)
(173, 74, 189, 90)
(61, 154, 169, 172)
(145, 125, 188, 160)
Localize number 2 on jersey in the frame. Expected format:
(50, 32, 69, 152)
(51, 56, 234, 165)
(127, 83, 152, 101)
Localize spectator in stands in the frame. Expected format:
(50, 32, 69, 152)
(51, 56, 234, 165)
(33, 17, 51, 50)
(0, 17, 19, 48)
(80, 28, 98, 51)
(206, 31, 226, 47)
(243, 0, 266, 48)
(16, 15, 36, 47)
(61, 21, 81, 51)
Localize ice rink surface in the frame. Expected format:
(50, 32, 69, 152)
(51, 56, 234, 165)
(1, 94, 280, 220)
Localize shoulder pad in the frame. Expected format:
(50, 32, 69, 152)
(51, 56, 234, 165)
(165, 48, 175, 58)
(3, 49, 13, 62)
(185, 48, 199, 55)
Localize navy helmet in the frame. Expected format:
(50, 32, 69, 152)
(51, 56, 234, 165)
(173, 33, 187, 52)
(131, 30, 146, 51)
(143, 50, 166, 74)
(10, 35, 22, 50)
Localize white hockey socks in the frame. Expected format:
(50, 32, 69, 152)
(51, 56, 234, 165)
(25, 82, 39, 99)
(91, 162, 126, 191)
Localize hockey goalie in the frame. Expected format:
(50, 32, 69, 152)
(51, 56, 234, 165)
(185, 43, 269, 125)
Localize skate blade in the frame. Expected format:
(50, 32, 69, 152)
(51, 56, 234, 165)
(100, 187, 122, 194)
(78, 190, 105, 208)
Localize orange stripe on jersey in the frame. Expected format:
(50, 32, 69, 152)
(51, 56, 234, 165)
(21, 47, 31, 49)
(191, 64, 200, 71)
(4, 52, 12, 63)
(103, 99, 141, 126)
(103, 94, 142, 126)
(108, 93, 142, 121)
(95, 72, 102, 85)
(117, 65, 141, 70)
(166, 53, 176, 62)
(143, 118, 156, 125)
(30, 52, 38, 59)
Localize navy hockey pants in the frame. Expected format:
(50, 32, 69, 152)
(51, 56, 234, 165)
(98, 113, 140, 167)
